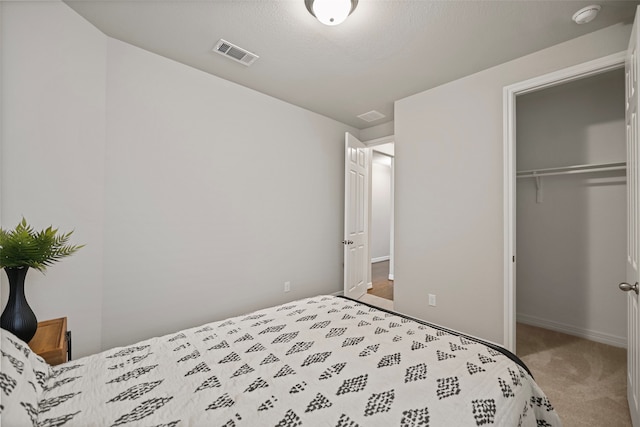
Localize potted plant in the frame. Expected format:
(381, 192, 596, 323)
(0, 218, 83, 342)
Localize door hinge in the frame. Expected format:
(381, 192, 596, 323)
(512, 256, 515, 263)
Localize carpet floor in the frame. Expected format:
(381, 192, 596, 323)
(358, 293, 394, 311)
(516, 323, 630, 427)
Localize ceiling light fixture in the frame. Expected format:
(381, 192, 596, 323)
(572, 5, 601, 25)
(305, 0, 358, 26)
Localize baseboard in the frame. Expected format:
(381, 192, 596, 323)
(388, 274, 394, 280)
(367, 282, 373, 290)
(516, 313, 627, 348)
(371, 256, 390, 263)
(330, 290, 344, 297)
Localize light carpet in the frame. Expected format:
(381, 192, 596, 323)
(517, 323, 630, 427)
(358, 293, 394, 311)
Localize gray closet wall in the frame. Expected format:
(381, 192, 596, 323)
(516, 69, 627, 346)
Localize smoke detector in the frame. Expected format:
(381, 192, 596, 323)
(572, 5, 601, 24)
(213, 39, 259, 66)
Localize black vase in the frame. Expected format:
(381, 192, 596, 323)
(1, 267, 38, 342)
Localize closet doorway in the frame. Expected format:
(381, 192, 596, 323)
(503, 52, 627, 351)
(515, 68, 627, 347)
(504, 54, 635, 425)
(504, 53, 631, 425)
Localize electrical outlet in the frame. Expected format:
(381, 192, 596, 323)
(428, 294, 436, 307)
(284, 281, 291, 292)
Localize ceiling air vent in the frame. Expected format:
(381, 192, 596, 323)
(213, 39, 259, 66)
(357, 110, 386, 123)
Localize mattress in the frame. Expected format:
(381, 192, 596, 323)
(1, 295, 562, 426)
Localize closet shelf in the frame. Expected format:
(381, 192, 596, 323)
(516, 162, 626, 178)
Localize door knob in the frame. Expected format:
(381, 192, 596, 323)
(619, 282, 639, 295)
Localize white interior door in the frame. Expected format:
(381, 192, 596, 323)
(344, 132, 369, 300)
(624, 9, 640, 425)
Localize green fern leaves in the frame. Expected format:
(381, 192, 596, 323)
(0, 218, 84, 273)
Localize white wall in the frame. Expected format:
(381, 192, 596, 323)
(1, 1, 107, 357)
(102, 39, 358, 350)
(394, 23, 631, 345)
(371, 152, 392, 261)
(516, 69, 626, 346)
(361, 121, 394, 141)
(2, 1, 358, 355)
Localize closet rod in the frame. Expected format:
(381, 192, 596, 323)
(516, 161, 626, 179)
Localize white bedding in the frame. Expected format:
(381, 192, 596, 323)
(2, 295, 562, 426)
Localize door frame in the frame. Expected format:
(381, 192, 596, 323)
(502, 51, 626, 352)
(364, 135, 395, 287)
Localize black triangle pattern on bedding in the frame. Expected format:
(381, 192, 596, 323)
(1, 295, 561, 426)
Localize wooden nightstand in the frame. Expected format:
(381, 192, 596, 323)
(28, 317, 70, 366)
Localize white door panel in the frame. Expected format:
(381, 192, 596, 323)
(625, 9, 640, 425)
(344, 132, 369, 300)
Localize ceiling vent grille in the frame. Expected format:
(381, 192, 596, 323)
(357, 110, 386, 122)
(213, 39, 259, 66)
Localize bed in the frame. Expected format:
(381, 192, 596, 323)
(2, 295, 561, 426)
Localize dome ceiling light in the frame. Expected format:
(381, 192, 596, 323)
(572, 5, 601, 25)
(305, 0, 358, 26)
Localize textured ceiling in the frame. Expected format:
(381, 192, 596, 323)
(65, 0, 639, 129)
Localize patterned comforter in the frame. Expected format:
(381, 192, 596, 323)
(3, 295, 562, 426)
